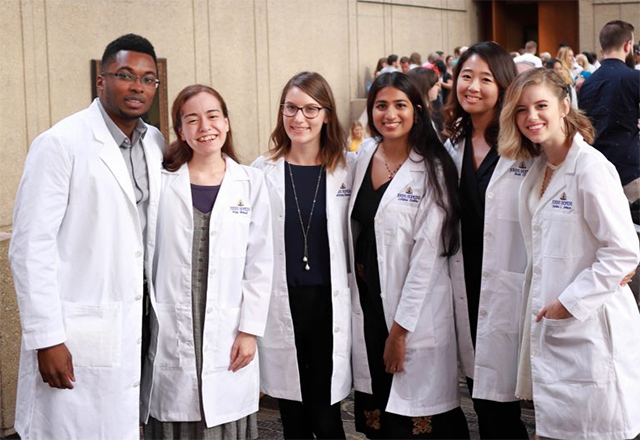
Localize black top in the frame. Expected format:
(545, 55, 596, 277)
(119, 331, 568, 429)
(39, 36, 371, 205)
(191, 184, 221, 213)
(352, 159, 391, 323)
(284, 162, 330, 287)
(578, 58, 640, 186)
(441, 71, 452, 106)
(458, 134, 499, 346)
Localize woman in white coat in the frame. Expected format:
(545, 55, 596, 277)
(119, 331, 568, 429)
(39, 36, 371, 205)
(499, 68, 640, 440)
(349, 72, 468, 439)
(141, 84, 273, 439)
(442, 42, 529, 439)
(252, 71, 352, 439)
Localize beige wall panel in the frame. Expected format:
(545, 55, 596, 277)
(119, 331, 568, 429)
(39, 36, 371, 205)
(42, 0, 195, 126)
(593, 4, 624, 43)
(253, 0, 273, 155)
(620, 5, 640, 34)
(265, 0, 351, 156)
(579, 0, 596, 53)
(391, 6, 444, 61)
(357, 2, 386, 98)
(0, 1, 28, 229)
(206, 0, 261, 162)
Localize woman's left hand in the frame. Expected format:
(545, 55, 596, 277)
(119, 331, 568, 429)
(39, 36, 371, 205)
(536, 299, 573, 322)
(229, 332, 257, 372)
(383, 322, 408, 374)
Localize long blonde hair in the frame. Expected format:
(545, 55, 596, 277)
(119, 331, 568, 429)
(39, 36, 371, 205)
(498, 69, 594, 160)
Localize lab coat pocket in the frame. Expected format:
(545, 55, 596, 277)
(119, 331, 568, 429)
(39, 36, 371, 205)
(63, 301, 122, 368)
(540, 314, 612, 384)
(210, 307, 241, 370)
(154, 303, 183, 368)
(490, 270, 524, 333)
(542, 212, 588, 258)
(221, 218, 250, 258)
(384, 206, 417, 246)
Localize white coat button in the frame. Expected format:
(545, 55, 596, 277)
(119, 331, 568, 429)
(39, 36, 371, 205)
(135, 251, 142, 258)
(212, 230, 217, 236)
(533, 225, 540, 232)
(484, 231, 492, 239)
(334, 326, 340, 333)
(137, 338, 142, 344)
(211, 268, 216, 275)
(207, 307, 213, 314)
(479, 309, 487, 317)
(133, 381, 140, 387)
(482, 271, 489, 278)
(487, 192, 494, 199)
(532, 309, 539, 316)
(135, 295, 142, 301)
(534, 266, 541, 275)
(333, 290, 339, 297)
(532, 350, 539, 357)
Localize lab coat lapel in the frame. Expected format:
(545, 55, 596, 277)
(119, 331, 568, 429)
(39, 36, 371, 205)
(165, 163, 192, 214)
(377, 149, 423, 213)
(91, 101, 138, 208)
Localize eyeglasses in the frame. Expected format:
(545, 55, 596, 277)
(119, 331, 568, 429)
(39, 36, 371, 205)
(101, 71, 160, 89)
(280, 103, 328, 119)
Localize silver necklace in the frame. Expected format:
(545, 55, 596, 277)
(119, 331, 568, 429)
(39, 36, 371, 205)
(380, 145, 405, 180)
(287, 162, 324, 271)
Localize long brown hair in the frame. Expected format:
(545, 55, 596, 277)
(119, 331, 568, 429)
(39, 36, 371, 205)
(163, 84, 238, 171)
(268, 71, 346, 173)
(498, 69, 595, 160)
(443, 42, 518, 147)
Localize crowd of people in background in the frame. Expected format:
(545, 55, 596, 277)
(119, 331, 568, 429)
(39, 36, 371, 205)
(9, 18, 640, 440)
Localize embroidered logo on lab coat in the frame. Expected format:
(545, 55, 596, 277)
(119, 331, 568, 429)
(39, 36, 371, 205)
(396, 186, 421, 204)
(230, 200, 251, 215)
(551, 192, 573, 210)
(509, 161, 529, 177)
(336, 182, 352, 197)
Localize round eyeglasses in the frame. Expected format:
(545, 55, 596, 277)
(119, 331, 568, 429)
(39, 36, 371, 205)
(280, 103, 329, 119)
(101, 71, 160, 89)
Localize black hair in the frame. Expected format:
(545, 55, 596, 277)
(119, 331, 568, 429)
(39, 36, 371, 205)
(101, 34, 157, 68)
(387, 54, 399, 64)
(367, 72, 460, 256)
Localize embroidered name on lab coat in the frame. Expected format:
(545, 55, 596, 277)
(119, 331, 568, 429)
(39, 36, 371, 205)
(551, 192, 573, 210)
(508, 161, 529, 177)
(396, 186, 421, 204)
(336, 182, 352, 197)
(230, 200, 251, 215)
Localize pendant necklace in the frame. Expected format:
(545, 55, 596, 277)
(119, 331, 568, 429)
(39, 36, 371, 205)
(381, 145, 404, 180)
(540, 161, 560, 198)
(287, 162, 324, 271)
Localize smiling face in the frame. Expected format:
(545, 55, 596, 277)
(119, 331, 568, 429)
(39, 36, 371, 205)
(372, 86, 414, 143)
(515, 83, 569, 149)
(97, 50, 157, 132)
(456, 54, 499, 119)
(178, 92, 229, 160)
(282, 86, 328, 150)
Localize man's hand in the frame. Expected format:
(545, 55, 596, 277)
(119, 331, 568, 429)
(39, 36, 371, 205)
(229, 332, 257, 372)
(37, 343, 75, 389)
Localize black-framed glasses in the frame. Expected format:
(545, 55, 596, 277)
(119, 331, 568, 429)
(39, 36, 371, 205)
(101, 71, 160, 89)
(280, 103, 328, 119)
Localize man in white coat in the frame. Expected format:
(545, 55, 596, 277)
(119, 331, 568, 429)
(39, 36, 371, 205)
(9, 34, 165, 440)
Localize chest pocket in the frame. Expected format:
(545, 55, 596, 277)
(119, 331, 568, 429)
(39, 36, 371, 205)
(383, 202, 419, 246)
(220, 207, 251, 258)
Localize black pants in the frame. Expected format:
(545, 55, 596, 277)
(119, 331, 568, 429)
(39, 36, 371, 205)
(466, 377, 529, 439)
(278, 285, 345, 439)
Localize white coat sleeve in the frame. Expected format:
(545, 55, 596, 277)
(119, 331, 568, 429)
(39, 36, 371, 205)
(558, 159, 640, 321)
(394, 185, 446, 332)
(9, 132, 72, 350)
(239, 170, 274, 336)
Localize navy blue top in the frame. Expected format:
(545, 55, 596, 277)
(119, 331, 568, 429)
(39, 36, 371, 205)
(578, 58, 640, 186)
(191, 184, 221, 213)
(284, 163, 330, 287)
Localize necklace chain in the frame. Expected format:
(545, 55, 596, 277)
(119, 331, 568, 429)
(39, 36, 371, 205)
(381, 146, 404, 180)
(287, 162, 324, 271)
(540, 161, 560, 198)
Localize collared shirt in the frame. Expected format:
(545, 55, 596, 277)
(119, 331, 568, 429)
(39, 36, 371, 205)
(578, 58, 640, 186)
(97, 99, 150, 241)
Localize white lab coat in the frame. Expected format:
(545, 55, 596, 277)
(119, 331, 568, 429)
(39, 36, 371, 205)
(140, 157, 273, 427)
(348, 139, 460, 416)
(446, 138, 531, 402)
(252, 153, 353, 404)
(519, 133, 640, 440)
(9, 99, 164, 440)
